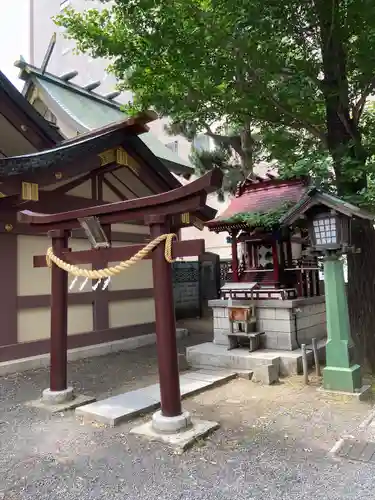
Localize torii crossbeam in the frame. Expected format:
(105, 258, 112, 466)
(20, 169, 223, 427)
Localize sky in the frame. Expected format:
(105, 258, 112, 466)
(0, 0, 29, 89)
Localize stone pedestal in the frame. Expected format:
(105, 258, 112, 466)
(152, 409, 192, 433)
(42, 387, 74, 404)
(322, 256, 362, 393)
(209, 295, 326, 351)
(27, 387, 96, 413)
(131, 413, 219, 453)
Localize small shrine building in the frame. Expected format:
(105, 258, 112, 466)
(206, 175, 321, 300)
(201, 174, 327, 355)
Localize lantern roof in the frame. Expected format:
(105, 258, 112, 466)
(280, 188, 375, 226)
(206, 176, 308, 232)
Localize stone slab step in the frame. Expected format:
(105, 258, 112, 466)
(186, 341, 326, 376)
(186, 342, 281, 372)
(76, 369, 236, 427)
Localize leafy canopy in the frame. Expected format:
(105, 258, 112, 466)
(56, 0, 375, 203)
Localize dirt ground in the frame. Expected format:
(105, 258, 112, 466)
(0, 320, 374, 499)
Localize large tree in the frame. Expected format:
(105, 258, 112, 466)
(57, 0, 375, 368)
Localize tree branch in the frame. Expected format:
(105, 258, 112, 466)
(352, 76, 375, 125)
(261, 88, 327, 146)
(242, 70, 327, 146)
(203, 123, 244, 157)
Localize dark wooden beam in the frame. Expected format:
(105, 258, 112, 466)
(0, 233, 17, 346)
(91, 174, 97, 201)
(0, 124, 148, 188)
(0, 218, 147, 240)
(98, 173, 103, 202)
(0, 192, 110, 213)
(19, 169, 223, 230)
(16, 288, 154, 309)
(0, 322, 156, 362)
(23, 193, 207, 231)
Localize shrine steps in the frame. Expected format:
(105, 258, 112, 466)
(186, 341, 326, 377)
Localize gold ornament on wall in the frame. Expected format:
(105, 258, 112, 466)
(98, 149, 116, 166)
(21, 182, 39, 201)
(181, 213, 190, 224)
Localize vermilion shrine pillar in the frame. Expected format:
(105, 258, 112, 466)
(271, 240, 280, 283)
(147, 215, 182, 418)
(231, 231, 239, 282)
(42, 229, 73, 403)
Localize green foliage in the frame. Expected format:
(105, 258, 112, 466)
(55, 0, 375, 204)
(225, 202, 295, 231)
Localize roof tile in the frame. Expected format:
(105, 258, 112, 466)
(209, 180, 307, 226)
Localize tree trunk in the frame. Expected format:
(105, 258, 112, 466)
(239, 125, 254, 173)
(315, 0, 375, 371)
(347, 220, 375, 370)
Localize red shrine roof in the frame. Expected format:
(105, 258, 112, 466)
(206, 177, 308, 232)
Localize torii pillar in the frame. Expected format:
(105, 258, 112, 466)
(146, 215, 187, 431)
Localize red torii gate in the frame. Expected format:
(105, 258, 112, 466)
(20, 169, 223, 422)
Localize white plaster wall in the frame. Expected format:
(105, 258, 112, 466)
(68, 180, 92, 199)
(111, 224, 149, 235)
(17, 235, 94, 342)
(17, 235, 51, 296)
(112, 165, 153, 198)
(17, 235, 91, 296)
(18, 304, 93, 343)
(109, 298, 155, 328)
(108, 240, 153, 290)
(107, 239, 155, 327)
(108, 255, 153, 291)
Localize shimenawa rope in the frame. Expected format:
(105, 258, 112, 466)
(45, 233, 177, 279)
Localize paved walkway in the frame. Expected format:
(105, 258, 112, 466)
(76, 369, 235, 426)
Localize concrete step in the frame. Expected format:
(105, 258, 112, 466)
(186, 341, 326, 376)
(186, 342, 281, 372)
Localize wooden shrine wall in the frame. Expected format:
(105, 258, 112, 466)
(17, 235, 93, 342)
(0, 174, 157, 363)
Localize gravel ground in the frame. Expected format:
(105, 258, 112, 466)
(0, 321, 375, 500)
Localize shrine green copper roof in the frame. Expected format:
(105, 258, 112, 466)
(15, 60, 193, 176)
(37, 77, 125, 131)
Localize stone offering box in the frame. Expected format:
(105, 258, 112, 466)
(227, 303, 264, 352)
(210, 296, 326, 351)
(228, 304, 256, 331)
